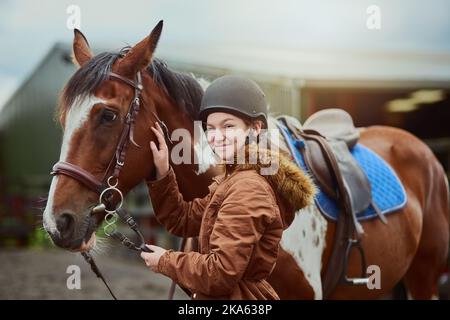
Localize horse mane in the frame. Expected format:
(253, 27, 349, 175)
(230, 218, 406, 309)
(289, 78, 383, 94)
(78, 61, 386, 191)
(147, 59, 203, 120)
(58, 46, 203, 121)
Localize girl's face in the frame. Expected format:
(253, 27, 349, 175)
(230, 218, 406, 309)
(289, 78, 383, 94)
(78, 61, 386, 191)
(206, 112, 261, 162)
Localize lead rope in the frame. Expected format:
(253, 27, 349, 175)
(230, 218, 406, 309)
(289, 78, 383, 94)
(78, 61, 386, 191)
(81, 252, 118, 300)
(80, 206, 152, 300)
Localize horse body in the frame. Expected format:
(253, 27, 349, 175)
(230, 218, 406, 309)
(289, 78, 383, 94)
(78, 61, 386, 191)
(44, 23, 449, 299)
(269, 125, 449, 299)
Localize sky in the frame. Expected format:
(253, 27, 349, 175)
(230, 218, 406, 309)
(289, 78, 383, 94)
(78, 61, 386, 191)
(1, 0, 450, 112)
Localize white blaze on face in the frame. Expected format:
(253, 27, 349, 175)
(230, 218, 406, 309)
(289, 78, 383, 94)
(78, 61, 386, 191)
(280, 204, 328, 299)
(43, 95, 105, 234)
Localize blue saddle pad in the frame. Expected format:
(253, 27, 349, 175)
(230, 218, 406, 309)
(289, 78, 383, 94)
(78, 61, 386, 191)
(278, 123, 407, 221)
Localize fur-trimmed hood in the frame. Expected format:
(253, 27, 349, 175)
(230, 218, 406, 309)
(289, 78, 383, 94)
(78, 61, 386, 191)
(223, 143, 316, 226)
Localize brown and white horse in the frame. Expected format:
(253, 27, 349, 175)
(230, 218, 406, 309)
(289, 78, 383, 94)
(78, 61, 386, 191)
(43, 22, 449, 299)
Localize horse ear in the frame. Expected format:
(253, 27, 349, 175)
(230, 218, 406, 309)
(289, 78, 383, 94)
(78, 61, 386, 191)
(116, 20, 163, 77)
(72, 29, 93, 67)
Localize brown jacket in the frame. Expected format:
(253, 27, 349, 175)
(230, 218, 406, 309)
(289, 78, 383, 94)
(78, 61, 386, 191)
(146, 145, 315, 299)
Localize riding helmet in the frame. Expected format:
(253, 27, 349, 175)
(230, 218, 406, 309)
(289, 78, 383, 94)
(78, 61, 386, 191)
(199, 75, 268, 129)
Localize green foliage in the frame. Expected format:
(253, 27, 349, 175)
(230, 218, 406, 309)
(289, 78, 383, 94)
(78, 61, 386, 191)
(28, 226, 53, 248)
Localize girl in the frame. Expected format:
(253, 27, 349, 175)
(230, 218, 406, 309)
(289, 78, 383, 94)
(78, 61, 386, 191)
(141, 75, 315, 299)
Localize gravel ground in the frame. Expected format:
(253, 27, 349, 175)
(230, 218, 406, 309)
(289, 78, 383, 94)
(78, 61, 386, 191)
(0, 248, 188, 300)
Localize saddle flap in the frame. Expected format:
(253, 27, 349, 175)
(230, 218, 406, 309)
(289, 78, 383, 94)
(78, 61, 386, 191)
(302, 138, 337, 198)
(302, 134, 372, 214)
(329, 140, 372, 214)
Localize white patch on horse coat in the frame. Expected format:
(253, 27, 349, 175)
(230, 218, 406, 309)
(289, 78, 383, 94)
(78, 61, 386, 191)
(187, 75, 217, 174)
(280, 204, 328, 299)
(193, 75, 211, 91)
(194, 140, 218, 174)
(193, 122, 219, 174)
(43, 95, 104, 233)
(191, 76, 219, 174)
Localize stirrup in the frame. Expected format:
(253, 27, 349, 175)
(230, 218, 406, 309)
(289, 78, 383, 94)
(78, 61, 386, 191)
(342, 238, 369, 286)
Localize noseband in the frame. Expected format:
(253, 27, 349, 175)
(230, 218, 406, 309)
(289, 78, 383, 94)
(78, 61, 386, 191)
(50, 70, 173, 299)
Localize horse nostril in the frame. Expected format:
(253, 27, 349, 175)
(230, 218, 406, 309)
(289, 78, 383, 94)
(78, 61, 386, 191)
(56, 213, 75, 239)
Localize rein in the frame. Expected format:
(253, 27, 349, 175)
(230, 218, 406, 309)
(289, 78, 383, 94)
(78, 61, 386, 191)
(50, 71, 173, 299)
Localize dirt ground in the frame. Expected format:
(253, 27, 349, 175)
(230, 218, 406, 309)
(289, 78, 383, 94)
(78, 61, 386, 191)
(0, 248, 188, 300)
(2, 248, 449, 300)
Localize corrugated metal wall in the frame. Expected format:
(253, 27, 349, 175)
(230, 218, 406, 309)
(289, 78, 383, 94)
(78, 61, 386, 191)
(0, 44, 75, 192)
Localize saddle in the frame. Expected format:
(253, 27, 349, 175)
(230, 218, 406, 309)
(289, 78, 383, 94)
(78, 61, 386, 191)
(278, 108, 387, 298)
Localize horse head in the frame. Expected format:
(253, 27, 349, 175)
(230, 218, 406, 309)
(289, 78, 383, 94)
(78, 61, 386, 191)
(43, 21, 207, 251)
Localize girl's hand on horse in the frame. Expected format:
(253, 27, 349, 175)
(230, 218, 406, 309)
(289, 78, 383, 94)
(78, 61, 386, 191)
(140, 245, 167, 272)
(150, 122, 169, 179)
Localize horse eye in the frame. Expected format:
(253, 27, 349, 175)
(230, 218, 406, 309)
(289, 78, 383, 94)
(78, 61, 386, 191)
(101, 109, 117, 123)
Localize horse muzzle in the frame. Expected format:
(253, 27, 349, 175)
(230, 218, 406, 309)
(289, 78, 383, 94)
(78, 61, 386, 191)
(45, 209, 99, 251)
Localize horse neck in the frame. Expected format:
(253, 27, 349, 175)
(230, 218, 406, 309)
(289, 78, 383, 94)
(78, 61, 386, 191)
(142, 76, 219, 201)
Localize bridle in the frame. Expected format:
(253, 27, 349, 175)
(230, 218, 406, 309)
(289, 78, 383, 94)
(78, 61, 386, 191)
(50, 70, 173, 299)
(52, 71, 172, 194)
